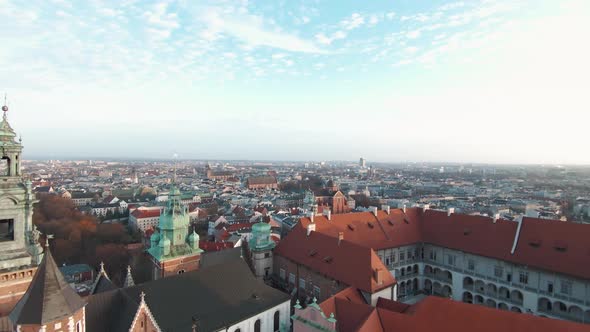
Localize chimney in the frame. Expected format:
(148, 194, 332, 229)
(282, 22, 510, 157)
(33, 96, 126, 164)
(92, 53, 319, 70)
(307, 222, 316, 236)
(381, 205, 391, 215)
(403, 204, 407, 213)
(422, 204, 430, 213)
(493, 213, 500, 223)
(323, 209, 332, 221)
(374, 268, 384, 285)
(338, 232, 344, 245)
(447, 208, 455, 217)
(369, 206, 378, 217)
(310, 212, 314, 224)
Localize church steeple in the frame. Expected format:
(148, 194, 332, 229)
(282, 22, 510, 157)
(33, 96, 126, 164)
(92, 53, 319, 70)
(9, 244, 85, 327)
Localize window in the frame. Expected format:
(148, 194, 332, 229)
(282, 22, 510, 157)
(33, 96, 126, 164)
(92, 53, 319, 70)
(400, 251, 405, 261)
(76, 321, 81, 332)
(273, 311, 280, 332)
(467, 259, 475, 271)
(494, 266, 503, 278)
(279, 268, 286, 280)
(254, 319, 261, 332)
(264, 252, 270, 258)
(313, 285, 321, 299)
(429, 250, 437, 261)
(0, 219, 14, 242)
(289, 273, 295, 285)
(299, 278, 306, 290)
(385, 257, 390, 266)
(547, 281, 553, 293)
(519, 271, 528, 285)
(178, 269, 185, 274)
(446, 255, 455, 266)
(560, 280, 572, 295)
(506, 273, 512, 283)
(391, 253, 396, 263)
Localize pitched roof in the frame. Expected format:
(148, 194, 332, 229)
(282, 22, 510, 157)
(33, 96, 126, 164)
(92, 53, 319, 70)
(9, 248, 86, 325)
(247, 176, 277, 185)
(377, 296, 590, 332)
(313, 291, 590, 332)
(299, 208, 590, 280)
(86, 258, 290, 332)
(131, 208, 161, 219)
(274, 224, 395, 293)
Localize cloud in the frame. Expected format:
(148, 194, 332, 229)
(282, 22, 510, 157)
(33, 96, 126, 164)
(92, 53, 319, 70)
(202, 9, 325, 53)
(314, 30, 346, 45)
(341, 13, 364, 30)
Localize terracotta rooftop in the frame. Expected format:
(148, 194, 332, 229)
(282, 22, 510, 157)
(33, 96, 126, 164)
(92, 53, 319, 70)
(298, 208, 590, 280)
(274, 224, 395, 293)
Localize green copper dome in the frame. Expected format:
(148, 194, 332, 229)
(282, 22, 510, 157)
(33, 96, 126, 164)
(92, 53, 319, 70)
(249, 222, 275, 252)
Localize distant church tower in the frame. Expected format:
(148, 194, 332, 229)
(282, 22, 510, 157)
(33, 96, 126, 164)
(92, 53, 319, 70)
(148, 183, 202, 280)
(248, 222, 276, 279)
(0, 100, 42, 317)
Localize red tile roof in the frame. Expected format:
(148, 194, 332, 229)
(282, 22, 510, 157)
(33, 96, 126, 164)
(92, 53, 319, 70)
(377, 296, 590, 332)
(274, 224, 395, 293)
(298, 208, 590, 280)
(313, 292, 590, 332)
(131, 209, 161, 219)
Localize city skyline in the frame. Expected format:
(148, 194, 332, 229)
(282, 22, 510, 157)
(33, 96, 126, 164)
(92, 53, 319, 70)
(2, 0, 589, 164)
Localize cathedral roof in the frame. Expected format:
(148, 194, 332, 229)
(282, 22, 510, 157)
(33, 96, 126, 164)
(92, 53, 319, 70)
(9, 247, 85, 325)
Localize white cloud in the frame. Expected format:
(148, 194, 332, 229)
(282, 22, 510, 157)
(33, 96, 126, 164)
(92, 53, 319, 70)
(314, 30, 346, 45)
(202, 9, 325, 53)
(406, 30, 421, 39)
(340, 13, 364, 30)
(386, 12, 396, 20)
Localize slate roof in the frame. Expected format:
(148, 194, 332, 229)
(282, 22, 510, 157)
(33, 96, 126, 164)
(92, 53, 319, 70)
(86, 258, 290, 332)
(9, 248, 86, 325)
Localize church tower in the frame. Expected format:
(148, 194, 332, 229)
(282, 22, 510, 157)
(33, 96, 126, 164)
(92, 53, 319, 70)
(0, 99, 42, 317)
(248, 222, 276, 279)
(148, 184, 202, 280)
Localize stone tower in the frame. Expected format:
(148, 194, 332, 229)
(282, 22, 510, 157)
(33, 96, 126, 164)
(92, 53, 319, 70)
(147, 184, 202, 280)
(248, 222, 276, 279)
(0, 100, 42, 317)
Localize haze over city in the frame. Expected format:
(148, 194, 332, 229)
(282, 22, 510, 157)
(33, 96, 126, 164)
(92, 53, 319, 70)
(2, 0, 589, 164)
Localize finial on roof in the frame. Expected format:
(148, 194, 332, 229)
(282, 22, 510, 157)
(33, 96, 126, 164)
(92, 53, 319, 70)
(45, 234, 54, 248)
(2, 94, 8, 118)
(140, 291, 146, 303)
(99, 261, 105, 273)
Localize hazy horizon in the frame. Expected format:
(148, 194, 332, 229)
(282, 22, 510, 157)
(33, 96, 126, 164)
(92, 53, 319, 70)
(2, 0, 589, 164)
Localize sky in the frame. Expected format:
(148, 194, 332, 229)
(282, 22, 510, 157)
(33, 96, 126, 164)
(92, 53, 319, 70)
(0, 0, 589, 164)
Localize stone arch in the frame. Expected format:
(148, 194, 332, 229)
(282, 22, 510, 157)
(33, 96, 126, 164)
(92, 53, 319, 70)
(499, 286, 510, 300)
(424, 265, 433, 274)
(510, 289, 523, 303)
(463, 277, 474, 289)
(585, 310, 590, 322)
(463, 291, 473, 304)
(413, 264, 419, 274)
(401, 267, 406, 276)
(511, 306, 522, 313)
(485, 299, 497, 308)
(254, 319, 261, 332)
(474, 295, 484, 305)
(486, 283, 497, 296)
(443, 270, 453, 282)
(554, 300, 567, 313)
(568, 305, 583, 320)
(424, 279, 432, 294)
(474, 280, 485, 293)
(0, 156, 10, 176)
(498, 303, 509, 311)
(538, 297, 552, 312)
(433, 282, 442, 296)
(0, 194, 19, 206)
(442, 285, 452, 298)
(400, 281, 407, 296)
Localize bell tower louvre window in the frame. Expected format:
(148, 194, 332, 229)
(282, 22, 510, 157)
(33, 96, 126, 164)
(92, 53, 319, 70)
(0, 218, 14, 242)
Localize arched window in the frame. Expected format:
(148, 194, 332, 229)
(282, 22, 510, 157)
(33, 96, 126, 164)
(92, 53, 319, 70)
(274, 311, 280, 331)
(178, 269, 185, 274)
(235, 329, 241, 332)
(254, 319, 261, 332)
